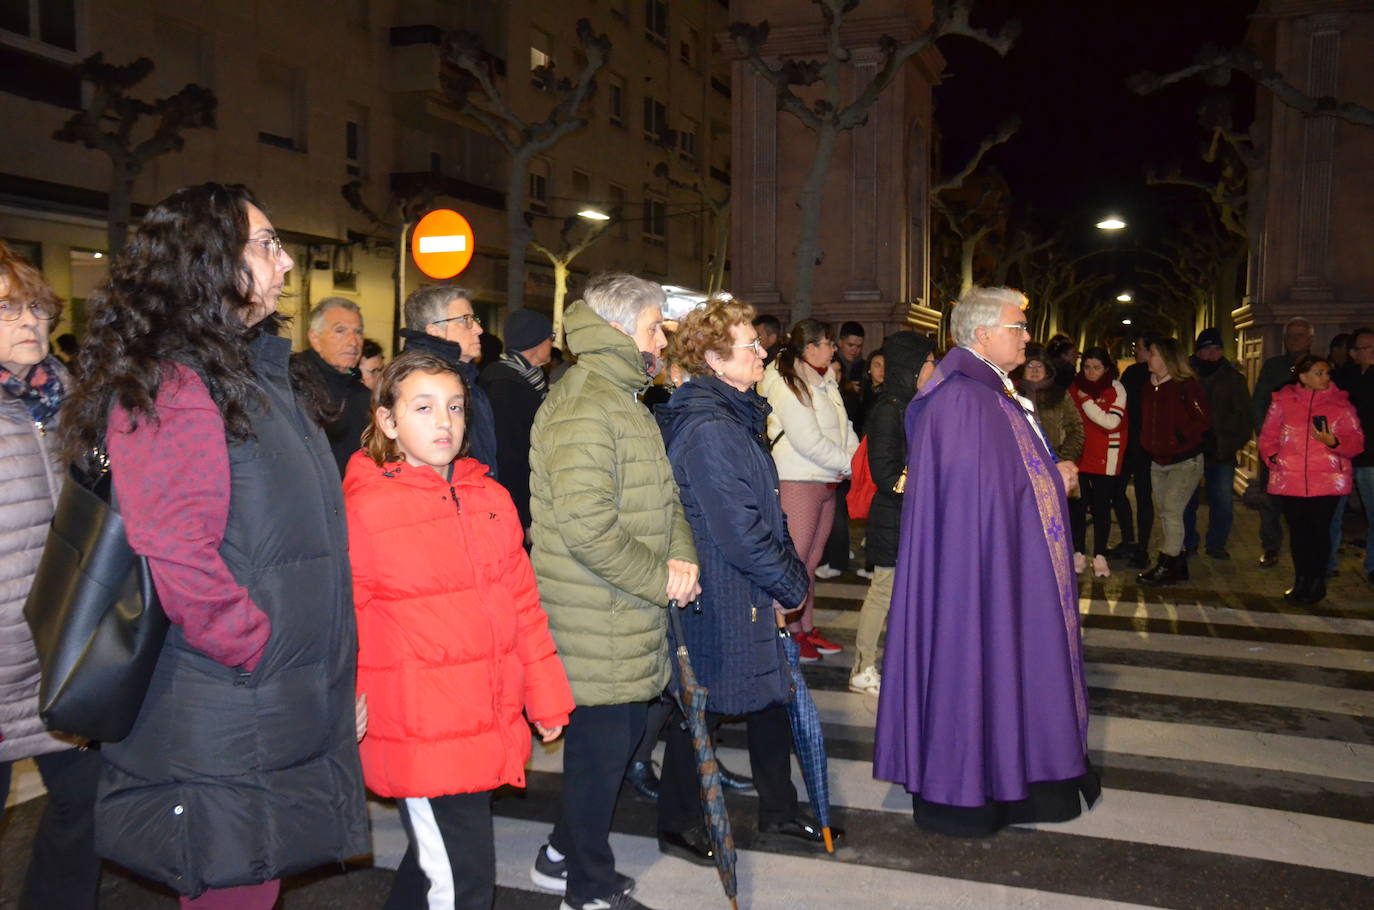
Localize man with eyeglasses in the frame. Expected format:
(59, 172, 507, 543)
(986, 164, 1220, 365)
(874, 285, 1098, 838)
(1335, 327, 1374, 585)
(397, 286, 498, 478)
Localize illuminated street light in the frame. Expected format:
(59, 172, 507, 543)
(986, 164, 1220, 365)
(1122, 318, 1133, 325)
(1116, 292, 1132, 302)
(578, 208, 610, 221)
(1096, 217, 1127, 230)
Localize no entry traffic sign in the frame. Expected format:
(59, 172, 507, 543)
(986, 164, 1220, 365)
(411, 209, 475, 279)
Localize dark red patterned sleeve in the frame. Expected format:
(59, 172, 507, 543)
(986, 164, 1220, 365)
(106, 364, 271, 671)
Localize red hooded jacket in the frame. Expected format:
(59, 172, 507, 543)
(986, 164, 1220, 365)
(1258, 384, 1363, 498)
(344, 452, 573, 799)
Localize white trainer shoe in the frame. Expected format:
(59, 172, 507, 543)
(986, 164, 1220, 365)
(849, 666, 881, 696)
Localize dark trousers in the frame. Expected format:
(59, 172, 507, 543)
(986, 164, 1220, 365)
(822, 478, 851, 571)
(0, 746, 103, 910)
(549, 701, 648, 901)
(1277, 495, 1341, 578)
(1122, 453, 1153, 548)
(388, 791, 495, 910)
(1258, 463, 1285, 551)
(1071, 473, 1125, 556)
(1184, 461, 1237, 552)
(657, 701, 798, 834)
(632, 695, 673, 766)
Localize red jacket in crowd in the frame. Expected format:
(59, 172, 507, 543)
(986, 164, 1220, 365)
(1069, 378, 1128, 476)
(1258, 384, 1364, 498)
(1138, 375, 1212, 466)
(344, 451, 574, 799)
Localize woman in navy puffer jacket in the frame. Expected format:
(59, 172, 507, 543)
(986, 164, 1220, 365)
(653, 299, 822, 860)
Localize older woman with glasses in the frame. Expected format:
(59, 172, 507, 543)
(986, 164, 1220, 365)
(759, 319, 859, 663)
(0, 241, 103, 909)
(654, 298, 833, 859)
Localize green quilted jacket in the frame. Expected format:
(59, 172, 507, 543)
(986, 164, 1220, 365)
(529, 301, 696, 706)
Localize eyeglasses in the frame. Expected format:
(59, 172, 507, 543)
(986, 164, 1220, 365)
(431, 313, 481, 329)
(0, 299, 57, 322)
(248, 235, 285, 258)
(731, 339, 765, 356)
(997, 323, 1030, 334)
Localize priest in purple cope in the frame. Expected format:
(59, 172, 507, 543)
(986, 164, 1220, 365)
(873, 286, 1101, 837)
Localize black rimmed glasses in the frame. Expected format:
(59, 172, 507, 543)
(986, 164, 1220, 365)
(0, 299, 57, 322)
(431, 313, 481, 329)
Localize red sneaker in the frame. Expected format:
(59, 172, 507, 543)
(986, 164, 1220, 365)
(807, 630, 843, 654)
(793, 631, 821, 663)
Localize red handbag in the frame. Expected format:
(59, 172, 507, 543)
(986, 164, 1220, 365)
(846, 437, 878, 519)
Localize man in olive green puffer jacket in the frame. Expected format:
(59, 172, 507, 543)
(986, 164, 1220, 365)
(528, 273, 699, 910)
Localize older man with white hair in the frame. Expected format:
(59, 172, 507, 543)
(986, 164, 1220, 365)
(873, 286, 1099, 838)
(293, 296, 371, 475)
(527, 273, 699, 910)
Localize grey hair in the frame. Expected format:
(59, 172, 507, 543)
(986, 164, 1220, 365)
(308, 296, 361, 334)
(950, 286, 1028, 349)
(582, 272, 667, 330)
(1283, 315, 1313, 334)
(404, 286, 473, 330)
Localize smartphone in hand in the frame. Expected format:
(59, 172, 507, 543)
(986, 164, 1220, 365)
(1312, 415, 1330, 434)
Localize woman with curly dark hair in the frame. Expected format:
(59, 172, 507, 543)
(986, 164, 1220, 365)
(63, 183, 368, 908)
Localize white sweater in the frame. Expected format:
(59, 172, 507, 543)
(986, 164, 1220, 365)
(759, 361, 860, 482)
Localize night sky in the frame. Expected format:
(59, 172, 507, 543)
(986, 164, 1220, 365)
(935, 0, 1258, 255)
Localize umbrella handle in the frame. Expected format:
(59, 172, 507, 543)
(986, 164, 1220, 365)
(823, 827, 834, 853)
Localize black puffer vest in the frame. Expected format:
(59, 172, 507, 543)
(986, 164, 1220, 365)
(96, 334, 368, 896)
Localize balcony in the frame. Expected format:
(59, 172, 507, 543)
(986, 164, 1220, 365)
(389, 172, 504, 212)
(388, 24, 506, 96)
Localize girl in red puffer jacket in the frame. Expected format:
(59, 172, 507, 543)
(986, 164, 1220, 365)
(1258, 355, 1364, 605)
(344, 350, 574, 910)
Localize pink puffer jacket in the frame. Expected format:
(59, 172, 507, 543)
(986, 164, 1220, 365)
(1258, 384, 1364, 497)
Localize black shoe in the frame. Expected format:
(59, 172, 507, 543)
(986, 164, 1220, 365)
(757, 816, 844, 847)
(1175, 552, 1189, 581)
(657, 827, 716, 866)
(1302, 579, 1328, 605)
(561, 894, 654, 910)
(1206, 547, 1231, 560)
(718, 763, 755, 792)
(625, 760, 659, 801)
(1127, 547, 1149, 569)
(1259, 550, 1280, 568)
(1283, 576, 1310, 602)
(1137, 553, 1180, 587)
(1106, 542, 1138, 559)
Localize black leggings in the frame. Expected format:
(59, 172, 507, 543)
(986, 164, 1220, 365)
(1276, 494, 1340, 578)
(1071, 473, 1125, 556)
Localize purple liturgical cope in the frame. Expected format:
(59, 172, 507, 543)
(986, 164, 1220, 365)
(873, 346, 1090, 809)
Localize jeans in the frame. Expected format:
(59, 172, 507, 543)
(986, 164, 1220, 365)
(1328, 494, 1348, 574)
(1183, 461, 1237, 552)
(0, 747, 103, 910)
(1151, 456, 1204, 557)
(1120, 453, 1153, 549)
(1357, 467, 1374, 576)
(1071, 473, 1126, 556)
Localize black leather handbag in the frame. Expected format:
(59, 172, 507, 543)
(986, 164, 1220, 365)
(23, 461, 168, 742)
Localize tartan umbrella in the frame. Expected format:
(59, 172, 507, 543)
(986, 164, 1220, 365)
(779, 626, 836, 853)
(667, 604, 740, 909)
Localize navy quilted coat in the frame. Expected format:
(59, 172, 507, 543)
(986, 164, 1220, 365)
(656, 374, 809, 715)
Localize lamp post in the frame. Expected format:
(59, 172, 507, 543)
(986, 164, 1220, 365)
(1096, 216, 1126, 231)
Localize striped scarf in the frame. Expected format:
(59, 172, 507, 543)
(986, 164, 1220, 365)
(500, 350, 547, 399)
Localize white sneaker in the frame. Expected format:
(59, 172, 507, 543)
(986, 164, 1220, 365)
(1093, 554, 1111, 578)
(1073, 552, 1086, 573)
(856, 568, 874, 580)
(849, 666, 881, 696)
(814, 566, 842, 580)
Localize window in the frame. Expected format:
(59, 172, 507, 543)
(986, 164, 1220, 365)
(642, 96, 668, 143)
(529, 159, 551, 214)
(608, 184, 628, 239)
(430, 151, 443, 174)
(153, 17, 213, 98)
(643, 194, 666, 244)
(644, 0, 667, 46)
(530, 26, 552, 71)
(0, 0, 78, 53)
(608, 73, 626, 126)
(679, 27, 698, 68)
(571, 170, 592, 201)
(679, 116, 698, 163)
(345, 103, 368, 177)
(258, 59, 306, 151)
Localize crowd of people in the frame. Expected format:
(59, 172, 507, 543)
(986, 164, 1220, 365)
(0, 181, 1370, 910)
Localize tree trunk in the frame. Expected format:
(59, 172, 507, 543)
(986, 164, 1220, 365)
(107, 160, 138, 255)
(393, 221, 409, 353)
(707, 204, 729, 297)
(551, 258, 571, 348)
(505, 151, 535, 313)
(791, 123, 839, 322)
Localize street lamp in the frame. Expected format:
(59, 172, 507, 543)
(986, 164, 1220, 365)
(1122, 318, 1133, 325)
(578, 208, 610, 221)
(1116, 292, 1132, 302)
(1096, 217, 1126, 230)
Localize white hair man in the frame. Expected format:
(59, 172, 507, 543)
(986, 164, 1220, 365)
(526, 273, 699, 910)
(873, 285, 1099, 838)
(293, 296, 371, 475)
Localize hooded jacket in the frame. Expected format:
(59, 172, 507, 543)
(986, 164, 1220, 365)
(343, 453, 573, 798)
(865, 332, 934, 568)
(1258, 384, 1363, 497)
(655, 374, 809, 715)
(528, 301, 696, 706)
